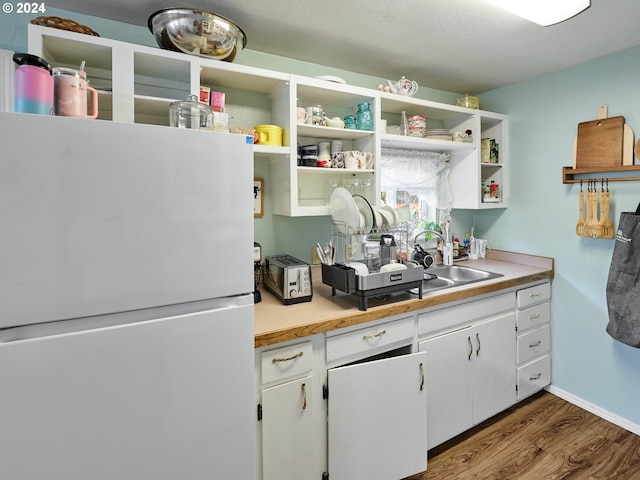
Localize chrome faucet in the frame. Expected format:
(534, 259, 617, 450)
(413, 229, 454, 266)
(413, 230, 446, 246)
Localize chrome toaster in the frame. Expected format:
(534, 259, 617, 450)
(264, 254, 313, 305)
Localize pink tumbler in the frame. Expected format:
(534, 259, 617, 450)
(13, 53, 54, 115)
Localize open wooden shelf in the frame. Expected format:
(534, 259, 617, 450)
(562, 165, 640, 184)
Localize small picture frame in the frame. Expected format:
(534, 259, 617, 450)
(253, 178, 264, 217)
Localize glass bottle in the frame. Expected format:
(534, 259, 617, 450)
(400, 111, 408, 136)
(355, 102, 374, 131)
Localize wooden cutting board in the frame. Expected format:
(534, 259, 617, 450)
(576, 115, 625, 168)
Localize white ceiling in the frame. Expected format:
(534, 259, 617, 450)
(44, 0, 640, 94)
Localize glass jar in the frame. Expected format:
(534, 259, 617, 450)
(355, 102, 374, 131)
(344, 114, 357, 129)
(457, 94, 479, 109)
(169, 94, 214, 130)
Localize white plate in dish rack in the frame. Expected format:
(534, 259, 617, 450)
(353, 194, 375, 231)
(330, 187, 360, 233)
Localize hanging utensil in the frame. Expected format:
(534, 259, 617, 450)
(576, 180, 585, 236)
(583, 180, 594, 237)
(602, 180, 615, 238)
(592, 179, 606, 238)
(589, 180, 601, 238)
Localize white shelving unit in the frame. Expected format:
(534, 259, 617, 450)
(28, 24, 508, 215)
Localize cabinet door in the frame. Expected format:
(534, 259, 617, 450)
(471, 313, 517, 424)
(262, 376, 314, 480)
(419, 328, 474, 449)
(328, 351, 428, 480)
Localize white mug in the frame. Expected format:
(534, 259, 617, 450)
(357, 151, 374, 169)
(296, 107, 308, 123)
(344, 151, 360, 169)
(344, 150, 373, 169)
(305, 105, 323, 125)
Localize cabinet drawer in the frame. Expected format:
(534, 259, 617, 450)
(326, 316, 414, 363)
(516, 282, 551, 309)
(516, 301, 550, 332)
(517, 355, 550, 400)
(418, 292, 514, 337)
(517, 324, 550, 364)
(262, 341, 313, 384)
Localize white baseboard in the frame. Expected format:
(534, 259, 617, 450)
(546, 385, 640, 436)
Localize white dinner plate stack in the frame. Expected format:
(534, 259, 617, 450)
(425, 128, 452, 141)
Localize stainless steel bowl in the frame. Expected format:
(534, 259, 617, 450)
(148, 8, 247, 62)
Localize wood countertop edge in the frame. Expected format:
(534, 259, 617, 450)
(254, 260, 553, 348)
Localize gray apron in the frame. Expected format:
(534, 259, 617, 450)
(606, 202, 640, 347)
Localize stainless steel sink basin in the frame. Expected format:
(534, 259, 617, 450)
(421, 264, 503, 294)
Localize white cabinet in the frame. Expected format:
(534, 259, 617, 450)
(28, 24, 289, 128)
(255, 316, 428, 480)
(257, 341, 315, 480)
(261, 376, 314, 480)
(28, 24, 508, 216)
(516, 282, 551, 400)
(272, 75, 380, 216)
(418, 292, 516, 449)
(379, 93, 507, 209)
(325, 315, 427, 480)
(254, 283, 550, 479)
(327, 349, 427, 480)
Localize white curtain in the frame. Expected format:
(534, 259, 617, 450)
(380, 148, 452, 221)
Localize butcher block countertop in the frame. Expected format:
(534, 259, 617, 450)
(254, 250, 554, 348)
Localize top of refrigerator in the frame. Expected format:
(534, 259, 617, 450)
(0, 112, 255, 328)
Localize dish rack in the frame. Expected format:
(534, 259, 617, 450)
(321, 220, 424, 311)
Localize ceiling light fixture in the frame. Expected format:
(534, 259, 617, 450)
(485, 0, 590, 26)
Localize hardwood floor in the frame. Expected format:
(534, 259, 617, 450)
(406, 391, 640, 480)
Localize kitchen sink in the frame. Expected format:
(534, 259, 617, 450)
(420, 264, 503, 294)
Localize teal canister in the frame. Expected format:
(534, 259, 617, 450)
(355, 102, 374, 131)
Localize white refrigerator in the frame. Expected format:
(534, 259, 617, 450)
(0, 112, 255, 480)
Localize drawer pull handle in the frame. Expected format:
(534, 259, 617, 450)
(530, 292, 542, 298)
(272, 351, 304, 364)
(301, 383, 307, 410)
(419, 363, 425, 391)
(363, 329, 386, 341)
(476, 333, 481, 357)
(529, 373, 542, 381)
(468, 336, 473, 360)
(529, 340, 542, 348)
(529, 313, 541, 320)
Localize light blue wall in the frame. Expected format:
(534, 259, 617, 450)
(3, 9, 639, 427)
(478, 45, 640, 426)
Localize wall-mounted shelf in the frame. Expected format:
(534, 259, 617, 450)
(562, 165, 640, 184)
